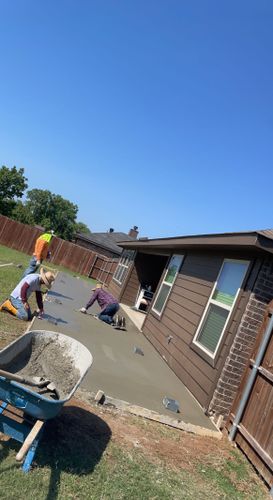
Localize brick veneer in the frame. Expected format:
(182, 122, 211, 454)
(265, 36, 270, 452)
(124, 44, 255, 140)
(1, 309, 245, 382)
(209, 257, 273, 422)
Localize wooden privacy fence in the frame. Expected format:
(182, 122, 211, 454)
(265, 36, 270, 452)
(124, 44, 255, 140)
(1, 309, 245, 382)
(88, 255, 118, 284)
(0, 215, 118, 285)
(227, 301, 273, 491)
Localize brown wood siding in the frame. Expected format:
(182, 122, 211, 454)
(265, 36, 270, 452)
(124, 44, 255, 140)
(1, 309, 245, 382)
(108, 278, 123, 301)
(143, 252, 255, 409)
(108, 261, 137, 302)
(120, 265, 140, 306)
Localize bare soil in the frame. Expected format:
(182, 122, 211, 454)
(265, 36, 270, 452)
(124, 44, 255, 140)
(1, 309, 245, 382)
(72, 397, 231, 470)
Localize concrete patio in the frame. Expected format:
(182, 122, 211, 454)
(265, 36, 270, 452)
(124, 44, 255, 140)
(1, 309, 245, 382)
(32, 272, 216, 431)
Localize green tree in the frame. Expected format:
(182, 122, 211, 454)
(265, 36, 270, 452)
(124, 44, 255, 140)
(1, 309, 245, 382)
(74, 221, 91, 235)
(0, 166, 28, 216)
(11, 201, 35, 225)
(25, 189, 78, 240)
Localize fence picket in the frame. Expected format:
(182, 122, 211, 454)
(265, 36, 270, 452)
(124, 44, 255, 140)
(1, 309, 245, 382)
(0, 215, 117, 284)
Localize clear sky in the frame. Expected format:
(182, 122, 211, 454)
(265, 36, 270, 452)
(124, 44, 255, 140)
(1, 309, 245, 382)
(0, 1, 272, 239)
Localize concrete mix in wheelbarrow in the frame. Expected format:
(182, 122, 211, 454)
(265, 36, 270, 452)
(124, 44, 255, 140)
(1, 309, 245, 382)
(6, 336, 80, 400)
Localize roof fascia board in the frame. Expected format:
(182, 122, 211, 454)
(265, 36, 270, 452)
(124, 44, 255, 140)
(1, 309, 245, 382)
(118, 234, 259, 249)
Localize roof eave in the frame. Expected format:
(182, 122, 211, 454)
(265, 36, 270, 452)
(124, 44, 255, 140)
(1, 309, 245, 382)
(117, 233, 273, 255)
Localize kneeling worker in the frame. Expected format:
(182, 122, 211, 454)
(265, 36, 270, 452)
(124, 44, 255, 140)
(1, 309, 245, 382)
(0, 268, 55, 321)
(80, 284, 125, 327)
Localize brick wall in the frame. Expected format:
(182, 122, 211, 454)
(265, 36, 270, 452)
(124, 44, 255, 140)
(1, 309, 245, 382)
(209, 257, 273, 422)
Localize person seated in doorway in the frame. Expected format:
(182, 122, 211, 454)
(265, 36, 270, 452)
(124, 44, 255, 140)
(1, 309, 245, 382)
(0, 268, 55, 321)
(139, 297, 150, 312)
(80, 284, 126, 328)
(138, 283, 153, 312)
(22, 230, 55, 278)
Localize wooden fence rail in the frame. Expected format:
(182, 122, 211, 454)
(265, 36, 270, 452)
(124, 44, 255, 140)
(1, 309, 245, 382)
(227, 301, 273, 491)
(0, 215, 117, 285)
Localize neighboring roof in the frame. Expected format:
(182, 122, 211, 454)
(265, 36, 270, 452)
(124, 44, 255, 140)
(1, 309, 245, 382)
(117, 229, 273, 255)
(257, 229, 273, 239)
(75, 231, 135, 255)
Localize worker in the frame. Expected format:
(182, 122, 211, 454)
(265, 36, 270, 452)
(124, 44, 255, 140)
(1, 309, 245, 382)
(22, 230, 54, 278)
(0, 268, 55, 321)
(80, 284, 126, 328)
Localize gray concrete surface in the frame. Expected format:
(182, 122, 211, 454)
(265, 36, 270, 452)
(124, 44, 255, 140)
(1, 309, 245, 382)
(32, 272, 216, 430)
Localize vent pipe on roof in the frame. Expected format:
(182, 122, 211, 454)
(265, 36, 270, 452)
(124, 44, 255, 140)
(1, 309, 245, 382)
(128, 226, 139, 239)
(109, 228, 114, 233)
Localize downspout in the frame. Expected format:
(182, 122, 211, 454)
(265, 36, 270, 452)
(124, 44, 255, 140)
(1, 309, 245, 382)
(229, 311, 273, 436)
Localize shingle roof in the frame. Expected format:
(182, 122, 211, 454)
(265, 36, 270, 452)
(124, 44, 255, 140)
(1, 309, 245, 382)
(75, 231, 135, 255)
(257, 229, 273, 240)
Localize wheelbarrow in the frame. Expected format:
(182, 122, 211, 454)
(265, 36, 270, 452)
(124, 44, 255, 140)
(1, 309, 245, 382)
(0, 330, 92, 471)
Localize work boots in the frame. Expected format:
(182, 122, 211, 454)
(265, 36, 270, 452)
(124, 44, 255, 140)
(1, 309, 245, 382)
(113, 315, 126, 329)
(113, 315, 120, 327)
(0, 299, 17, 316)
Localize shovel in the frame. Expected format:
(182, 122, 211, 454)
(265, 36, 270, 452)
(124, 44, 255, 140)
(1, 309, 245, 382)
(0, 368, 60, 398)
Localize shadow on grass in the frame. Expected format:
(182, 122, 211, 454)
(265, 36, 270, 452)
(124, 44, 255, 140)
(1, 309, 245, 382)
(37, 405, 111, 500)
(0, 439, 19, 473)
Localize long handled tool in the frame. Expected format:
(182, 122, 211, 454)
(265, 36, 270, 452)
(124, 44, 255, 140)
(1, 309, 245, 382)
(0, 369, 60, 398)
(0, 262, 23, 268)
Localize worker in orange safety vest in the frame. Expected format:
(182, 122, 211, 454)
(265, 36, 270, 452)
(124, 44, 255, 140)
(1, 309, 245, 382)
(22, 231, 54, 278)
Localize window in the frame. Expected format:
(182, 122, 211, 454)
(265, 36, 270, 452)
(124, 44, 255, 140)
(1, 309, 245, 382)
(152, 254, 184, 315)
(113, 250, 135, 285)
(193, 259, 249, 358)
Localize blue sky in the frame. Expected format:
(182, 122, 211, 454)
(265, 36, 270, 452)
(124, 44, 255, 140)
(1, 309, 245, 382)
(0, 1, 272, 238)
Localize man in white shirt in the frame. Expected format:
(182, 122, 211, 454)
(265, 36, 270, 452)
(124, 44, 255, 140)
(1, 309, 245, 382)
(0, 268, 55, 321)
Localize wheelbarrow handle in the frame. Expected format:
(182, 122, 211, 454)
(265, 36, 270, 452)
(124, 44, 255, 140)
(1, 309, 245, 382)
(16, 419, 44, 462)
(0, 368, 35, 386)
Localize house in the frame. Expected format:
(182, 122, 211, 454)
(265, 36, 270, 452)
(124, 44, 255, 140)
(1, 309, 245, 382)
(107, 229, 273, 424)
(74, 226, 139, 259)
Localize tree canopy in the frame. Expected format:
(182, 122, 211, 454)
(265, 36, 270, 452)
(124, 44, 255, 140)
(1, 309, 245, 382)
(0, 165, 28, 217)
(23, 189, 79, 240)
(74, 221, 92, 235)
(0, 165, 91, 240)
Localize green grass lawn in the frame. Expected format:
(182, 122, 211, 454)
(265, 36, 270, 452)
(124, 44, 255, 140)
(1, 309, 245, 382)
(0, 244, 269, 499)
(0, 398, 268, 500)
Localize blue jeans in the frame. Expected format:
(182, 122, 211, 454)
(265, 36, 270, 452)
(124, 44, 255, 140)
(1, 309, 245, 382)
(22, 256, 40, 278)
(99, 303, 119, 324)
(10, 297, 32, 321)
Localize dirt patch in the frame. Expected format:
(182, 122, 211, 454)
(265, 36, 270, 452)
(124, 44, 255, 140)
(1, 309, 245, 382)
(0, 330, 22, 351)
(5, 336, 80, 399)
(72, 396, 231, 471)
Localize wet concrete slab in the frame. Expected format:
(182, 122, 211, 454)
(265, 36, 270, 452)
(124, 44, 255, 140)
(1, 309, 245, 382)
(32, 272, 216, 430)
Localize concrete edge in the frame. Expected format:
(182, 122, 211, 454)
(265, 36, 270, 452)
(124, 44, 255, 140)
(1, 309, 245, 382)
(77, 388, 222, 440)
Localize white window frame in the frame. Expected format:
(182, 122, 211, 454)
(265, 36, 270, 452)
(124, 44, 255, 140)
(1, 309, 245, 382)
(113, 250, 135, 285)
(193, 258, 249, 359)
(152, 254, 184, 316)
